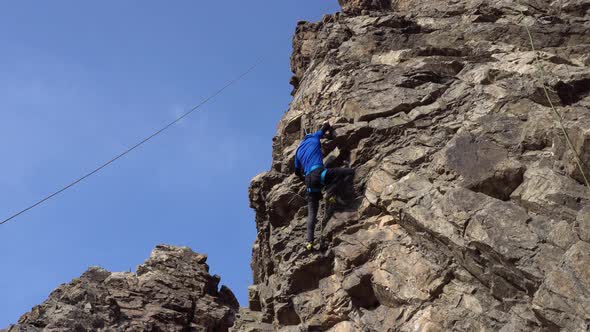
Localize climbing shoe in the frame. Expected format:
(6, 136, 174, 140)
(305, 242, 313, 251)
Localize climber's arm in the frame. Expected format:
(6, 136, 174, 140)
(294, 157, 304, 181)
(312, 122, 333, 139)
(321, 121, 334, 139)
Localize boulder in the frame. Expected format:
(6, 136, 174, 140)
(5, 245, 238, 332)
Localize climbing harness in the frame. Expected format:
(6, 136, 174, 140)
(320, 169, 328, 186)
(305, 165, 325, 193)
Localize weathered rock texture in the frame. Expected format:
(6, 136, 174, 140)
(3, 245, 239, 332)
(5, 1, 589, 331)
(244, 0, 590, 331)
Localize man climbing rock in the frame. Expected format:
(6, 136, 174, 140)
(295, 121, 354, 251)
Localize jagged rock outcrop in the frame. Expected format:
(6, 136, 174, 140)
(3, 245, 238, 332)
(244, 0, 590, 331)
(6, 1, 589, 331)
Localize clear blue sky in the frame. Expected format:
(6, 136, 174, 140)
(0, 0, 340, 326)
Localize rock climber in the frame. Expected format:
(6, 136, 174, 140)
(295, 121, 355, 251)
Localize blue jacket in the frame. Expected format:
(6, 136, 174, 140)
(295, 129, 325, 175)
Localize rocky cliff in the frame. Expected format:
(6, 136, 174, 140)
(3, 245, 239, 332)
(244, 0, 590, 331)
(4, 1, 590, 331)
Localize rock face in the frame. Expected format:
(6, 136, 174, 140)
(5, 1, 590, 331)
(244, 0, 590, 331)
(3, 245, 239, 332)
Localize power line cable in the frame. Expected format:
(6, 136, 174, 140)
(0, 58, 262, 225)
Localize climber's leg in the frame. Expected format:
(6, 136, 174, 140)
(325, 167, 355, 186)
(307, 192, 321, 244)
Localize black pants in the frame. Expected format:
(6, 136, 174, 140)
(306, 167, 355, 243)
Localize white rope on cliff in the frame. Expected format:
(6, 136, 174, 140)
(517, 1, 590, 188)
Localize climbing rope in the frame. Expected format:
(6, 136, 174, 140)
(1, 4, 343, 227)
(301, 111, 311, 138)
(0, 59, 261, 225)
(517, 2, 590, 188)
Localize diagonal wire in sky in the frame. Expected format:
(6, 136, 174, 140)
(0, 58, 262, 226)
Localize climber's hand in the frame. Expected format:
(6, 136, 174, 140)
(321, 121, 334, 139)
